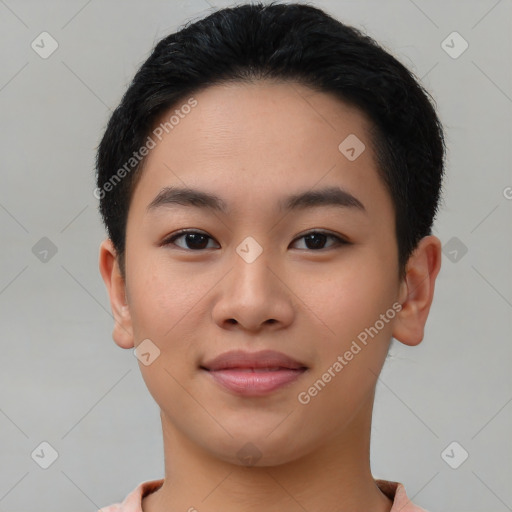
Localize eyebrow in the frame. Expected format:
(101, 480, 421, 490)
(146, 185, 366, 214)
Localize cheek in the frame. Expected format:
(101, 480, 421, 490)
(291, 268, 395, 436)
(297, 260, 396, 347)
(127, 259, 204, 404)
(126, 247, 200, 338)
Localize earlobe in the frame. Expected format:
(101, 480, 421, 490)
(392, 235, 442, 346)
(98, 239, 135, 349)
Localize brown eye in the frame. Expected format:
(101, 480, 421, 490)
(291, 231, 348, 250)
(163, 230, 219, 250)
(162, 229, 348, 252)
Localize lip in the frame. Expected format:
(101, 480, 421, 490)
(202, 349, 306, 371)
(200, 350, 308, 396)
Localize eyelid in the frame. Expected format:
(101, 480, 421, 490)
(161, 229, 218, 248)
(161, 228, 350, 250)
(292, 229, 349, 244)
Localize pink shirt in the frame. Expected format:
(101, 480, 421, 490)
(97, 478, 430, 511)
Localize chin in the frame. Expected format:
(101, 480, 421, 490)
(202, 430, 311, 468)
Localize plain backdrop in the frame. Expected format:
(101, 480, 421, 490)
(0, 1, 511, 511)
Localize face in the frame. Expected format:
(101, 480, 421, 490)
(106, 81, 411, 465)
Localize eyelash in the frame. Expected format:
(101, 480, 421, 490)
(161, 229, 349, 251)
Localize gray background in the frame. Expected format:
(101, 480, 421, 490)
(0, 0, 511, 510)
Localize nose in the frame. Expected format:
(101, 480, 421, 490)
(211, 243, 295, 333)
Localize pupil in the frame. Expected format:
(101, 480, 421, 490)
(187, 233, 208, 250)
(306, 233, 326, 249)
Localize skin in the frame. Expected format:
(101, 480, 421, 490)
(99, 80, 442, 512)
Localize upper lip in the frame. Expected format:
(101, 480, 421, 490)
(201, 350, 307, 371)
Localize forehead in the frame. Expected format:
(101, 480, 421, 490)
(160, 80, 373, 161)
(129, 80, 393, 226)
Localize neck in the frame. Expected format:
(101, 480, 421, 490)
(142, 392, 392, 512)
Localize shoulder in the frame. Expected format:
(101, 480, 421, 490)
(375, 479, 431, 512)
(97, 479, 164, 512)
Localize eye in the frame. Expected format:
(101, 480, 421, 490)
(162, 229, 348, 251)
(162, 230, 219, 250)
(290, 230, 349, 250)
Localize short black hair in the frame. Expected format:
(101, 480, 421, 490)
(95, 1, 445, 280)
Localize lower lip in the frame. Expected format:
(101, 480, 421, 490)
(204, 368, 306, 396)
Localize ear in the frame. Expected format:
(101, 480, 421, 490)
(98, 238, 134, 349)
(392, 235, 442, 346)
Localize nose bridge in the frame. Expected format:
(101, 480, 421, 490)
(231, 234, 276, 295)
(211, 234, 294, 331)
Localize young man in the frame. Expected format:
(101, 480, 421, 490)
(96, 3, 444, 511)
